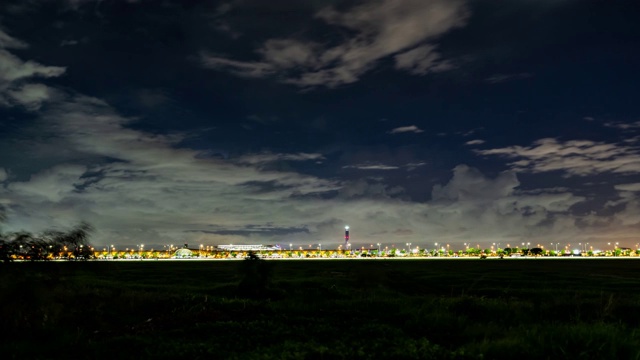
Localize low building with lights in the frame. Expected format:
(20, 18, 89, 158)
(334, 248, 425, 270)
(173, 248, 194, 258)
(216, 244, 282, 252)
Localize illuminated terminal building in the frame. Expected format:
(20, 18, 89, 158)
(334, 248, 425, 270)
(216, 244, 282, 251)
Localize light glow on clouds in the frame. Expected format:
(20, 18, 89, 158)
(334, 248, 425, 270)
(614, 183, 640, 192)
(3, 115, 636, 247)
(3, 90, 612, 247)
(201, 0, 468, 87)
(3, 91, 638, 247)
(2, 94, 342, 244)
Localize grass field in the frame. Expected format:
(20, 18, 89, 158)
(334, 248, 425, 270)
(2, 258, 640, 359)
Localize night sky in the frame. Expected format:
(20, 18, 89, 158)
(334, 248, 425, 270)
(1, 0, 640, 250)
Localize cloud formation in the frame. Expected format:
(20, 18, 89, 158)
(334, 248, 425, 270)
(6, 83, 54, 110)
(0, 28, 28, 49)
(477, 138, 640, 176)
(3, 111, 630, 248)
(0, 49, 66, 83)
(235, 152, 324, 166)
(394, 44, 454, 75)
(2, 93, 343, 245)
(2, 88, 600, 248)
(201, 0, 468, 87)
(0, 80, 613, 248)
(604, 121, 640, 130)
(0, 29, 66, 110)
(614, 183, 640, 192)
(342, 164, 400, 170)
(432, 165, 517, 202)
(389, 125, 424, 134)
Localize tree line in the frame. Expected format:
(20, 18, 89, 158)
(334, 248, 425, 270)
(0, 207, 94, 262)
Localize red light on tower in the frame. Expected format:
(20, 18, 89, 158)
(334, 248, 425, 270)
(344, 225, 350, 243)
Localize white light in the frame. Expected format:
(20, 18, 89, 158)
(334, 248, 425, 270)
(345, 225, 349, 230)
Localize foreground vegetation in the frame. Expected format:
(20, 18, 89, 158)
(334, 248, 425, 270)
(0, 222, 94, 262)
(2, 259, 640, 359)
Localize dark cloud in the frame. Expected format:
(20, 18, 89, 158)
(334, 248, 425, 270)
(484, 72, 532, 84)
(201, 0, 468, 88)
(193, 225, 310, 237)
(342, 164, 399, 170)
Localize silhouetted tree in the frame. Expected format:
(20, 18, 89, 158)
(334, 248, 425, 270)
(530, 247, 544, 257)
(11, 232, 54, 261)
(0, 221, 95, 262)
(45, 222, 94, 260)
(0, 206, 10, 263)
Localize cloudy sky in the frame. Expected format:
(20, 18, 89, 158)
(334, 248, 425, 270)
(1, 0, 639, 251)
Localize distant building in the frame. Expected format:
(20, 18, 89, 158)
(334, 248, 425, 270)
(216, 244, 281, 251)
(173, 248, 194, 258)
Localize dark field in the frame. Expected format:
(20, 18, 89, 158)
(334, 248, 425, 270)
(2, 258, 640, 359)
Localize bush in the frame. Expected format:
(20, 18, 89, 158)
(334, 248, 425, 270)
(236, 252, 273, 299)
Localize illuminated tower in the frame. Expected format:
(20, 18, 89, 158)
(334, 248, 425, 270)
(344, 225, 350, 248)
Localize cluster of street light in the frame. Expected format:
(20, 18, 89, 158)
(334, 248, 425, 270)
(85, 241, 640, 260)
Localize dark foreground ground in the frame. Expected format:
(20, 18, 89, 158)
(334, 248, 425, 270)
(2, 258, 640, 359)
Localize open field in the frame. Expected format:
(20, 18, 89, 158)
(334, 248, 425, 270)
(2, 259, 640, 359)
